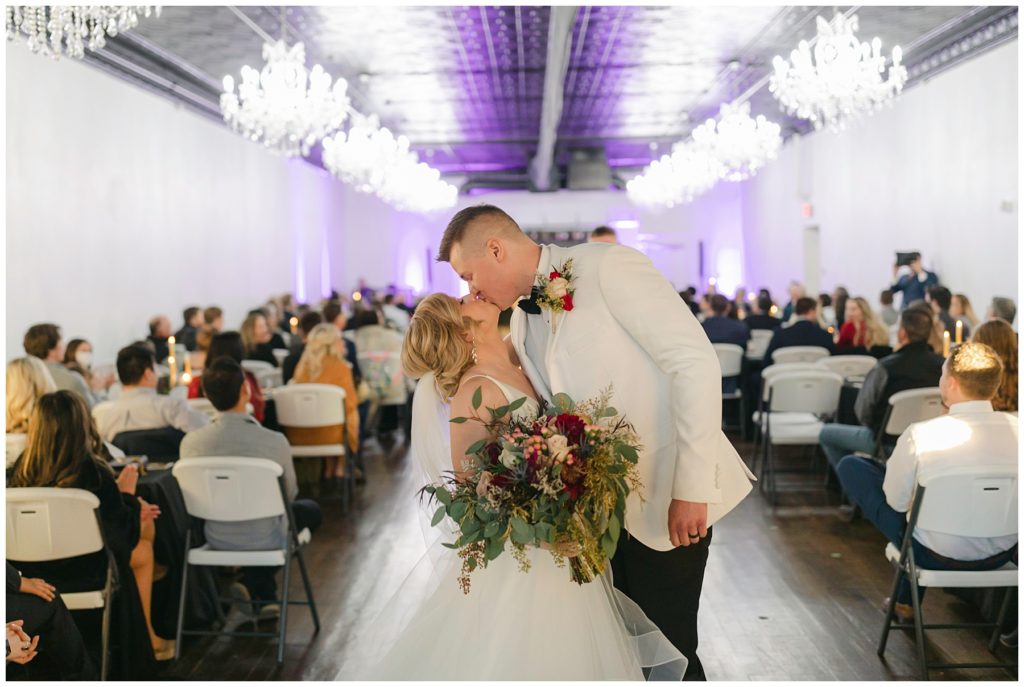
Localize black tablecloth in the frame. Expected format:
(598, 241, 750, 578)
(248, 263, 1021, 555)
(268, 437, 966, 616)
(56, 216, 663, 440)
(137, 469, 220, 636)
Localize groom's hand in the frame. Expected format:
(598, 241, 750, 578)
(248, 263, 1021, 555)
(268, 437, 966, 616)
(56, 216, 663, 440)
(668, 499, 708, 548)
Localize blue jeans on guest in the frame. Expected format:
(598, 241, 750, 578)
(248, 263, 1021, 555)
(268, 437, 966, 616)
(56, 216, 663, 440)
(836, 455, 1017, 605)
(820, 424, 876, 472)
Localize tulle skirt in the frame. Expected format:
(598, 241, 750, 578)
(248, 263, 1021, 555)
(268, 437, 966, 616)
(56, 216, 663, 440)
(339, 544, 686, 681)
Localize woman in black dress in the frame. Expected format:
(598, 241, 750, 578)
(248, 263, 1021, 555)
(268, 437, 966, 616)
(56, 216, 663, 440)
(7, 390, 172, 677)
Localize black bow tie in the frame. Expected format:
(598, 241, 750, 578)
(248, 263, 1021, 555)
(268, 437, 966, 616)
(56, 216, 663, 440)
(517, 286, 542, 315)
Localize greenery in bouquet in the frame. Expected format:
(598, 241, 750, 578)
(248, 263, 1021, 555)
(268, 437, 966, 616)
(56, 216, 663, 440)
(421, 386, 643, 593)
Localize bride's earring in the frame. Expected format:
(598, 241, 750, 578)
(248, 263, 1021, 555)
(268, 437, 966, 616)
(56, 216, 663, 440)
(471, 334, 479, 365)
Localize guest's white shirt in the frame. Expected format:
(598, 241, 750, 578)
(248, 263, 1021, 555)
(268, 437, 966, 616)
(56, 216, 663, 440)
(92, 387, 209, 441)
(381, 304, 411, 333)
(883, 400, 1018, 560)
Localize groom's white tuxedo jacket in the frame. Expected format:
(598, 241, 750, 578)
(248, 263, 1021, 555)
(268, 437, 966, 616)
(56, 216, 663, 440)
(510, 243, 755, 552)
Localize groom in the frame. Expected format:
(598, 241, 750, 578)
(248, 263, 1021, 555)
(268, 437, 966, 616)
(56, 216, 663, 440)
(439, 204, 754, 680)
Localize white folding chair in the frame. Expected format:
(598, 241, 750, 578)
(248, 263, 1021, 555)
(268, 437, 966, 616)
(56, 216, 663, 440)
(772, 346, 832, 365)
(746, 330, 774, 360)
(817, 355, 878, 381)
(873, 387, 944, 458)
(272, 348, 290, 367)
(878, 465, 1018, 679)
(274, 384, 353, 511)
(7, 488, 115, 680)
(241, 360, 283, 390)
(760, 370, 843, 505)
(750, 363, 825, 466)
(713, 344, 745, 432)
(171, 458, 320, 665)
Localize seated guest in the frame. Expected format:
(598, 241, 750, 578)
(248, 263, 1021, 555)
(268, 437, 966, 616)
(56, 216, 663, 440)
(836, 297, 890, 352)
(927, 285, 964, 338)
(973, 319, 1018, 413)
(6, 563, 97, 679)
(23, 323, 96, 406)
(203, 305, 224, 333)
(147, 315, 173, 364)
(987, 296, 1017, 326)
(191, 325, 214, 373)
(819, 308, 944, 472)
(63, 338, 116, 398)
(878, 289, 899, 327)
(241, 311, 280, 367)
(323, 301, 363, 383)
(6, 357, 57, 467)
(818, 293, 836, 329)
(763, 297, 835, 365)
(832, 286, 850, 330)
(697, 294, 713, 322)
(588, 225, 618, 244)
(174, 306, 202, 352)
(702, 294, 751, 349)
(951, 293, 980, 332)
(287, 324, 360, 480)
(836, 342, 1018, 621)
(179, 358, 322, 620)
(781, 281, 805, 322)
(8, 391, 171, 671)
(745, 295, 782, 331)
(93, 344, 208, 442)
(381, 294, 411, 333)
(283, 311, 323, 385)
(187, 331, 265, 423)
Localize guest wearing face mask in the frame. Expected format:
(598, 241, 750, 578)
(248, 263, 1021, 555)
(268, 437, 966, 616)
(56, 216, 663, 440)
(63, 339, 117, 398)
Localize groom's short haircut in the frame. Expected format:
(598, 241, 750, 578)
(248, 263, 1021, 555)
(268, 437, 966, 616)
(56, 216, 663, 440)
(438, 204, 523, 262)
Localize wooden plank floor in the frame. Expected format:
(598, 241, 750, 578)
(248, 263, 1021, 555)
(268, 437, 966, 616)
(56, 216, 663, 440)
(162, 434, 1017, 681)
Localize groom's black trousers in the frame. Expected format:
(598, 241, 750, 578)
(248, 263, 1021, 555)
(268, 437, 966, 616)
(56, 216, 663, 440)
(611, 528, 712, 681)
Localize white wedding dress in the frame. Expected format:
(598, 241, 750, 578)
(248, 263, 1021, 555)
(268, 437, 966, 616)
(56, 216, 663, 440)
(340, 373, 686, 681)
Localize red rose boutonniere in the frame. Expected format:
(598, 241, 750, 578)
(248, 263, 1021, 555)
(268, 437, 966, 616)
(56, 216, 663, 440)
(535, 259, 576, 313)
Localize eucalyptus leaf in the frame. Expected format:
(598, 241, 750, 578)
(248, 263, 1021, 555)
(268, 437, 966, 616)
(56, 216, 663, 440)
(483, 520, 501, 538)
(431, 506, 446, 527)
(435, 489, 452, 506)
(600, 406, 618, 418)
(609, 513, 621, 542)
(472, 386, 483, 410)
(465, 439, 487, 456)
(450, 501, 468, 521)
(510, 517, 534, 545)
(485, 536, 505, 561)
(450, 417, 469, 424)
(507, 396, 528, 412)
(552, 392, 575, 411)
(534, 521, 555, 543)
(441, 542, 459, 550)
(461, 517, 482, 535)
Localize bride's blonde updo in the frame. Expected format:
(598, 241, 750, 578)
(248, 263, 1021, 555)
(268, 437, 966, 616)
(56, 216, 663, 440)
(402, 293, 476, 399)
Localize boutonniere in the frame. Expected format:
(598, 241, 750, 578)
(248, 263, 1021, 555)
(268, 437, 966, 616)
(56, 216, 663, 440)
(535, 258, 576, 313)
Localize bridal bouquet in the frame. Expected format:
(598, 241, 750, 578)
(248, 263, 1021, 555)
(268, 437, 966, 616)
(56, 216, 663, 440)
(422, 388, 643, 593)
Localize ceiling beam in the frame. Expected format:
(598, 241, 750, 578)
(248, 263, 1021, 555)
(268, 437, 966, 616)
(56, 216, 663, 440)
(528, 6, 578, 191)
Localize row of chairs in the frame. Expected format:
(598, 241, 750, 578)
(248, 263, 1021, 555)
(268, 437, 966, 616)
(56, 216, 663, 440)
(7, 458, 317, 676)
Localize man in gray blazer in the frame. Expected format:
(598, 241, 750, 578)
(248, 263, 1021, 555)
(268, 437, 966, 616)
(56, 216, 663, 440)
(178, 358, 321, 619)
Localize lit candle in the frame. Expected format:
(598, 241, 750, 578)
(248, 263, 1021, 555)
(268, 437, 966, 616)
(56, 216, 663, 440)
(770, 305, 779, 317)
(168, 354, 177, 387)
(352, 291, 363, 302)
(181, 372, 192, 385)
(168, 334, 175, 349)
(184, 353, 192, 379)
(943, 331, 951, 357)
(289, 316, 299, 334)
(955, 320, 963, 344)
(828, 326, 835, 336)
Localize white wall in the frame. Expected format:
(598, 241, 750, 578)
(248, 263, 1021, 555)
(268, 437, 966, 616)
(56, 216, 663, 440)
(6, 45, 348, 363)
(741, 39, 1019, 310)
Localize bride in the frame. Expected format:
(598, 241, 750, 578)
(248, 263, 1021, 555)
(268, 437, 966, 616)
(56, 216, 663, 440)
(343, 293, 685, 680)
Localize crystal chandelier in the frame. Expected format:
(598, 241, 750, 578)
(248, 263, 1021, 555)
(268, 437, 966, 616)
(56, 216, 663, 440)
(626, 143, 722, 209)
(769, 12, 908, 131)
(220, 40, 350, 157)
(322, 114, 457, 214)
(691, 102, 782, 182)
(6, 6, 160, 60)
